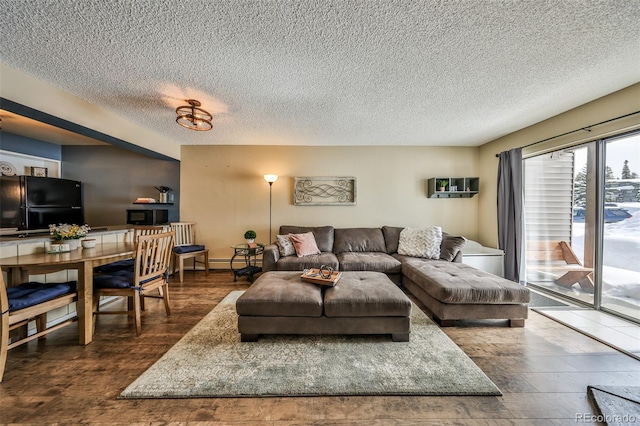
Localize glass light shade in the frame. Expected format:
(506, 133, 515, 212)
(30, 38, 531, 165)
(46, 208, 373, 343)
(264, 174, 278, 183)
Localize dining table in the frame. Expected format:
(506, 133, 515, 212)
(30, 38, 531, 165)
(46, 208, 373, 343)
(0, 242, 136, 345)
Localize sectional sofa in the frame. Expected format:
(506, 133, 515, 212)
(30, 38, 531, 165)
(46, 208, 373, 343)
(262, 225, 530, 327)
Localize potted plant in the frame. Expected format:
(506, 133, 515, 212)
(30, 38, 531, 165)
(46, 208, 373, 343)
(244, 230, 257, 244)
(438, 180, 449, 192)
(49, 223, 91, 250)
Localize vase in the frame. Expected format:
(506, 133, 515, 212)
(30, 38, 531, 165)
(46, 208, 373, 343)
(53, 239, 80, 250)
(246, 239, 255, 244)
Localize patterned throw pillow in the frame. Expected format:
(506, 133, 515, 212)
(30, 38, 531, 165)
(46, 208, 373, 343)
(288, 232, 321, 257)
(276, 234, 296, 257)
(397, 226, 443, 259)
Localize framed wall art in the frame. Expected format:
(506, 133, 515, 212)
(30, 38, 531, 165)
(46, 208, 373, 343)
(294, 176, 357, 206)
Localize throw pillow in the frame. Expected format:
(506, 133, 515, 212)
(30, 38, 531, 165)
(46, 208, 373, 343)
(275, 234, 296, 257)
(397, 226, 442, 259)
(288, 232, 321, 257)
(440, 234, 467, 261)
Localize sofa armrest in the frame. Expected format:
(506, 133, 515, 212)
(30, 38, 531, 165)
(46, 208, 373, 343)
(262, 244, 280, 271)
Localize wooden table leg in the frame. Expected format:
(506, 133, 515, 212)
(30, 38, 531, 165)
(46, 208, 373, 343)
(77, 261, 93, 345)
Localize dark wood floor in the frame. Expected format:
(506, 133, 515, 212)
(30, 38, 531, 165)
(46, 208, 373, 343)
(2, 270, 639, 425)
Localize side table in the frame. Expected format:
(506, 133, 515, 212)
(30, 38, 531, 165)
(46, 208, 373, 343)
(230, 243, 265, 282)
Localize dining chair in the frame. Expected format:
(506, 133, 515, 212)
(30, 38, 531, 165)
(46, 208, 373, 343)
(170, 222, 209, 283)
(93, 231, 175, 336)
(0, 273, 77, 382)
(94, 226, 166, 274)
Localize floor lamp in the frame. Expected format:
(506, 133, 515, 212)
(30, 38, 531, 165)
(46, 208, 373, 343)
(264, 174, 278, 244)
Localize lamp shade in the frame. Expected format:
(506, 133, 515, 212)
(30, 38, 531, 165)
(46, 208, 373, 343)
(264, 174, 278, 184)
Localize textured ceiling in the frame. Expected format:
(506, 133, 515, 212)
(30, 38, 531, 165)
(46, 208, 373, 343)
(1, 0, 639, 147)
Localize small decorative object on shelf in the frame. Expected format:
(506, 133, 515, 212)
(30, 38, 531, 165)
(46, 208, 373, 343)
(244, 229, 257, 244)
(49, 223, 91, 250)
(155, 186, 172, 203)
(30, 166, 48, 177)
(428, 177, 479, 198)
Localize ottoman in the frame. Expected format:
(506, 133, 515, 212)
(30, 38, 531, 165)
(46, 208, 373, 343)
(236, 271, 412, 342)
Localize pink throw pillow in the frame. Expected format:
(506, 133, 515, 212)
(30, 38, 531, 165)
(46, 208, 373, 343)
(288, 232, 321, 257)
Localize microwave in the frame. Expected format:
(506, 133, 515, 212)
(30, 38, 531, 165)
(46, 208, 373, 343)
(126, 209, 169, 225)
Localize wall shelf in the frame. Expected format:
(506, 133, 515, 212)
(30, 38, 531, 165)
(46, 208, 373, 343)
(428, 177, 479, 198)
(132, 202, 174, 205)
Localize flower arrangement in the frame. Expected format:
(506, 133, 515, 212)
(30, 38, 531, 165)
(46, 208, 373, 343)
(49, 223, 91, 240)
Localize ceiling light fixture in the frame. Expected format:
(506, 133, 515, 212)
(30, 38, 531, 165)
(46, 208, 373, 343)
(175, 99, 213, 131)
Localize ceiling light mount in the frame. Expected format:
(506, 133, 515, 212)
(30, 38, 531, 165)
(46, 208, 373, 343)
(175, 99, 213, 131)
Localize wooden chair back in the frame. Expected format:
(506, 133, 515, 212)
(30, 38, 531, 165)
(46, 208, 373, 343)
(168, 222, 209, 283)
(170, 222, 196, 246)
(94, 231, 175, 336)
(133, 226, 166, 246)
(135, 231, 175, 285)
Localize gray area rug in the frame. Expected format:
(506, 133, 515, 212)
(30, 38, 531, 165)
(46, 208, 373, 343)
(120, 291, 501, 398)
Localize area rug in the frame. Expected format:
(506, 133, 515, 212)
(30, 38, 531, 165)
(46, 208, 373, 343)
(119, 291, 501, 398)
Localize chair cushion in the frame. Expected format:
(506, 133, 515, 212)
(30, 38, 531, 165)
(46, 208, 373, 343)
(94, 258, 134, 273)
(94, 273, 134, 289)
(173, 244, 206, 254)
(7, 281, 77, 312)
(94, 270, 165, 289)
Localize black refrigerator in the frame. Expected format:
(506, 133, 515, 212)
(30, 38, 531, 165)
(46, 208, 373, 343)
(0, 176, 84, 231)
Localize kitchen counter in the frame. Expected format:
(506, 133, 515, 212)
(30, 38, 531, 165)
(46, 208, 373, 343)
(0, 225, 132, 248)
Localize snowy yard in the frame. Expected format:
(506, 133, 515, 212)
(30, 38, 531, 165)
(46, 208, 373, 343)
(572, 202, 640, 313)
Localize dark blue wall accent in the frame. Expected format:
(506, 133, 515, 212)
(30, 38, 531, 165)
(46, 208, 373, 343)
(0, 132, 62, 160)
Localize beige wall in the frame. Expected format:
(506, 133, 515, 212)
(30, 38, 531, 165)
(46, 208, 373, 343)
(477, 83, 640, 248)
(180, 145, 480, 265)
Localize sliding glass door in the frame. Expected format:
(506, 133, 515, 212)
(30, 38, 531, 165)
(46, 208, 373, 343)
(523, 131, 640, 322)
(600, 132, 640, 321)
